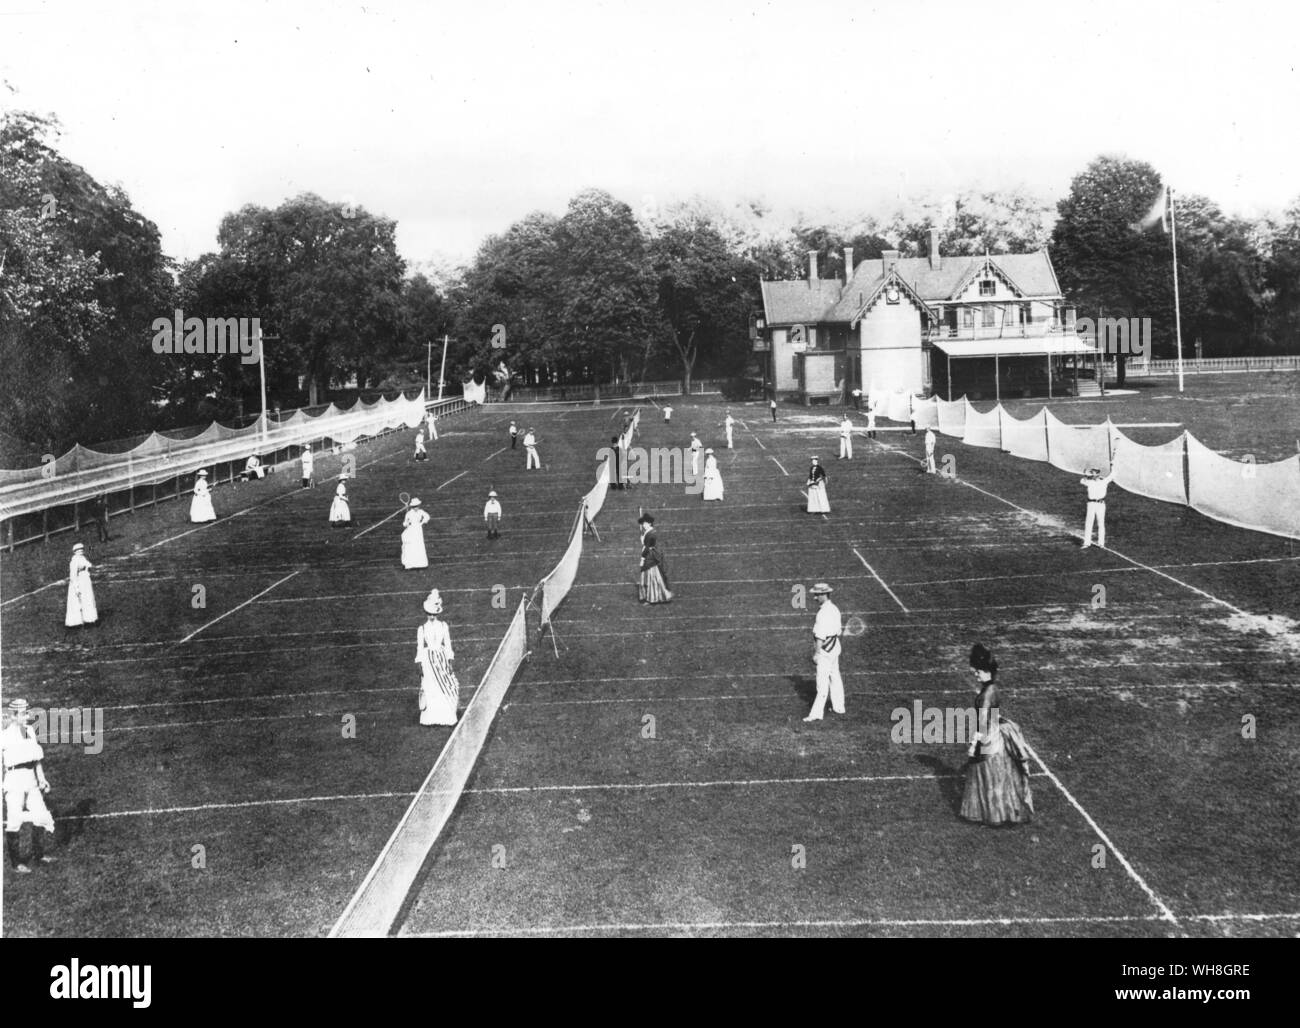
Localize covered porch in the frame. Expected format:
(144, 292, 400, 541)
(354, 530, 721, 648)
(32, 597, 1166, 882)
(931, 336, 1097, 402)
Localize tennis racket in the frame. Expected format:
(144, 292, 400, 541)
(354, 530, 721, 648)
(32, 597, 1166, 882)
(398, 491, 411, 515)
(842, 615, 867, 638)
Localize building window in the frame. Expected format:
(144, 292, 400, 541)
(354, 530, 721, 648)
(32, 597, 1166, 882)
(979, 279, 995, 297)
(982, 306, 996, 327)
(962, 309, 974, 329)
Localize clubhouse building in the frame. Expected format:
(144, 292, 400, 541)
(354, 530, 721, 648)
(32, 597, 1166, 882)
(758, 230, 1092, 403)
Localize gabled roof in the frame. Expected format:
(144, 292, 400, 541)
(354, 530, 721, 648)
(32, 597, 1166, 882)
(845, 269, 935, 327)
(789, 250, 1063, 324)
(760, 279, 845, 326)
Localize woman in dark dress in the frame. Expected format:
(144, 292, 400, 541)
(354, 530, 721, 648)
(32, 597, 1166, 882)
(636, 513, 673, 604)
(960, 643, 1034, 826)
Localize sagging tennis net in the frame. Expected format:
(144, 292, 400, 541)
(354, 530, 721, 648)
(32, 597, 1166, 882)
(329, 596, 529, 937)
(538, 503, 585, 629)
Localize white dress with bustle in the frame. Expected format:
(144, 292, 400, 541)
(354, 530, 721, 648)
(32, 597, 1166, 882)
(702, 456, 724, 501)
(65, 553, 98, 626)
(401, 508, 430, 568)
(190, 480, 217, 522)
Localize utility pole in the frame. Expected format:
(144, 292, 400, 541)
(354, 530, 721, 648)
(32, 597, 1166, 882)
(437, 333, 449, 401)
(426, 338, 432, 399)
(251, 327, 280, 446)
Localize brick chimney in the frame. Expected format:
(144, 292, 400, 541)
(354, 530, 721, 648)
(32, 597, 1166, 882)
(928, 228, 941, 270)
(882, 249, 900, 277)
(808, 250, 819, 286)
(843, 247, 854, 281)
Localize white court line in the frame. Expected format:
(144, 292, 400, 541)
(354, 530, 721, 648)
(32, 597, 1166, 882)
(176, 570, 302, 645)
(852, 548, 909, 613)
(955, 477, 1257, 620)
(64, 772, 953, 820)
(770, 456, 789, 476)
(405, 911, 1300, 937)
(484, 446, 507, 460)
(350, 505, 406, 539)
(1021, 737, 1181, 931)
(436, 469, 470, 491)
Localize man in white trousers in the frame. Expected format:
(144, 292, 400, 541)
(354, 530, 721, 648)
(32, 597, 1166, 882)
(1081, 458, 1119, 548)
(838, 414, 853, 459)
(803, 583, 844, 721)
(723, 411, 735, 449)
(924, 427, 937, 474)
(689, 432, 702, 477)
(524, 428, 541, 469)
(3, 699, 56, 873)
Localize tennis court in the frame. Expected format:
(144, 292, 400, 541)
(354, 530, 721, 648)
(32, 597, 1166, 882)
(2, 392, 1297, 936)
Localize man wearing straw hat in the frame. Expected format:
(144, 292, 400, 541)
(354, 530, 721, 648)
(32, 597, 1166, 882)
(414, 427, 429, 462)
(689, 432, 702, 478)
(416, 590, 458, 726)
(65, 543, 98, 628)
(838, 413, 853, 460)
(484, 490, 503, 539)
(802, 583, 845, 722)
(1080, 457, 1119, 549)
(2, 699, 56, 874)
(523, 427, 541, 470)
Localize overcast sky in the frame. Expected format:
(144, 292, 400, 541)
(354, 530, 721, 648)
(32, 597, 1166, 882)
(3, 0, 1296, 267)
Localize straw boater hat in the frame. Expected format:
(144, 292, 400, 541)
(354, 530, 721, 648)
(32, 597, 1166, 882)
(488, 490, 498, 497)
(7, 698, 32, 721)
(423, 589, 443, 615)
(809, 582, 834, 596)
(197, 469, 208, 477)
(410, 498, 422, 507)
(73, 542, 85, 552)
(705, 447, 714, 454)
(811, 455, 820, 462)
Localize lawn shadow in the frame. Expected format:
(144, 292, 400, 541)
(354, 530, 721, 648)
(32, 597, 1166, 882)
(788, 674, 816, 706)
(915, 753, 965, 816)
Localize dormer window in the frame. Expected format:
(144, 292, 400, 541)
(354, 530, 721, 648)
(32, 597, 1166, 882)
(979, 279, 995, 297)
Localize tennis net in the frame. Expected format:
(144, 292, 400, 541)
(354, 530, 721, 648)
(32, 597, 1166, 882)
(328, 596, 530, 937)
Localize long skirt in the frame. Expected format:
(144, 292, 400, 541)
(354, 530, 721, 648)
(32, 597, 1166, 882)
(806, 481, 830, 513)
(401, 525, 429, 569)
(638, 565, 673, 604)
(961, 749, 1034, 825)
(190, 493, 216, 522)
(702, 473, 724, 501)
(329, 496, 351, 523)
(65, 576, 98, 626)
(418, 669, 457, 726)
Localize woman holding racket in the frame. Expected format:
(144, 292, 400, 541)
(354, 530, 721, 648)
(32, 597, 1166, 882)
(400, 496, 430, 569)
(415, 589, 457, 726)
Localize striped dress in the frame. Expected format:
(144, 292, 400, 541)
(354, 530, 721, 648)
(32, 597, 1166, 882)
(638, 531, 673, 604)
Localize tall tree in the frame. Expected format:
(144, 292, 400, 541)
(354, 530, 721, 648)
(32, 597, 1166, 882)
(649, 208, 755, 392)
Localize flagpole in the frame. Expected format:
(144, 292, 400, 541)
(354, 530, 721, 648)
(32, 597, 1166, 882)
(1169, 187, 1185, 394)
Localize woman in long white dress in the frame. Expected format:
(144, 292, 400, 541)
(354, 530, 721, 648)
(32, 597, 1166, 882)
(702, 449, 724, 502)
(401, 498, 430, 569)
(806, 456, 830, 514)
(415, 590, 458, 726)
(65, 543, 98, 627)
(189, 469, 217, 522)
(329, 482, 351, 525)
